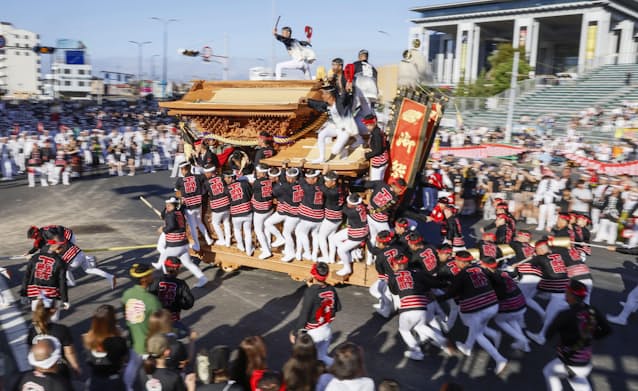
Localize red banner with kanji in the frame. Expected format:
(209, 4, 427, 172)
(386, 98, 440, 187)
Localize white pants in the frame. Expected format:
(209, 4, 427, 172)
(494, 308, 528, 346)
(459, 304, 506, 363)
(306, 323, 333, 366)
(332, 229, 362, 270)
(399, 309, 447, 350)
(211, 210, 231, 246)
(537, 292, 569, 338)
(1, 157, 12, 179)
(369, 279, 393, 309)
(27, 167, 48, 187)
(52, 166, 70, 185)
(254, 211, 273, 253)
(519, 274, 545, 319)
(580, 278, 593, 305)
(157, 233, 166, 253)
(66, 251, 113, 286)
(369, 164, 387, 181)
(283, 216, 299, 257)
(591, 208, 602, 232)
(159, 245, 204, 279)
(275, 58, 310, 80)
(171, 153, 186, 178)
(444, 299, 459, 331)
(265, 211, 286, 246)
(316, 125, 352, 162)
(295, 219, 321, 260)
(537, 203, 556, 231)
(594, 219, 618, 244)
(543, 358, 592, 391)
(232, 213, 253, 254)
(611, 285, 638, 322)
(185, 208, 213, 251)
(16, 153, 25, 172)
(44, 162, 55, 184)
(317, 219, 340, 262)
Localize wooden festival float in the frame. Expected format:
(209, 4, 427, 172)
(159, 79, 447, 286)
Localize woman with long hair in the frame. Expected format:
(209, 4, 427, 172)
(146, 309, 192, 374)
(230, 335, 268, 391)
(282, 332, 323, 391)
(27, 298, 81, 380)
(317, 342, 374, 391)
(83, 304, 129, 390)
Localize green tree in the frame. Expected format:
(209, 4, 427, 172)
(487, 43, 531, 94)
(455, 76, 469, 97)
(468, 69, 490, 96)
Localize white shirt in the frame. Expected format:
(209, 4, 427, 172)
(534, 178, 561, 204)
(571, 187, 592, 213)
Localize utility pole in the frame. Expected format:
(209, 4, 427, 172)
(151, 17, 178, 99)
(129, 40, 152, 95)
(223, 33, 229, 81)
(504, 50, 520, 144)
(150, 54, 160, 80)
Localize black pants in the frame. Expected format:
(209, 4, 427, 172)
(87, 374, 125, 391)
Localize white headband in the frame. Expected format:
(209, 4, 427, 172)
(28, 335, 62, 369)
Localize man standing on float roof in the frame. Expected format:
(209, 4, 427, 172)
(273, 26, 313, 80)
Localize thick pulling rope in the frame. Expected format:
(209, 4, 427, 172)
(84, 244, 157, 253)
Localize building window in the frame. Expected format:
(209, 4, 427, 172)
(0, 49, 4, 55)
(64, 69, 70, 74)
(24, 35, 28, 39)
(25, 52, 29, 56)
(64, 81, 71, 86)
(78, 69, 85, 75)
(15, 51, 20, 56)
(78, 81, 85, 86)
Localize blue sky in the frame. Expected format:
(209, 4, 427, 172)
(2, 0, 449, 81)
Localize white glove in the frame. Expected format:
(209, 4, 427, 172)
(62, 302, 70, 310)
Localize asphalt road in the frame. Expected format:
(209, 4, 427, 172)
(1, 171, 637, 390)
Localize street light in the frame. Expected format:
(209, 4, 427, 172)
(150, 54, 160, 80)
(151, 17, 178, 99)
(128, 40, 152, 86)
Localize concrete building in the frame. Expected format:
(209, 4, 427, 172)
(46, 39, 92, 98)
(0, 22, 41, 97)
(409, 0, 638, 84)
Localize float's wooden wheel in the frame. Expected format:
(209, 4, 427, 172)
(221, 262, 240, 273)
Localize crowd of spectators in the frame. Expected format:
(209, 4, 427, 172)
(417, 155, 638, 246)
(0, 99, 184, 184)
(17, 292, 466, 391)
